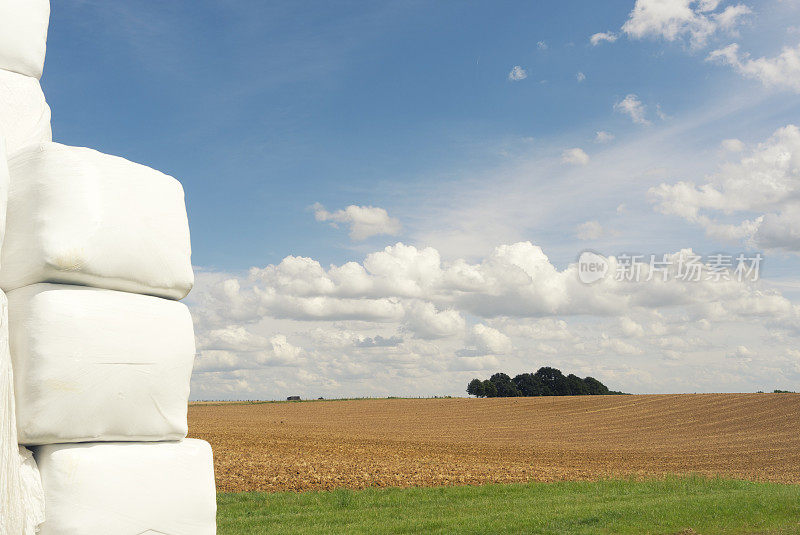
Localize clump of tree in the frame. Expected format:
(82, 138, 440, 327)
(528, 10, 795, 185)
(467, 367, 625, 397)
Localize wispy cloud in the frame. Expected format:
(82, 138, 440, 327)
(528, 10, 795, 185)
(590, 32, 618, 46)
(562, 147, 590, 165)
(651, 124, 800, 252)
(614, 94, 651, 125)
(708, 42, 800, 93)
(508, 65, 528, 81)
(595, 131, 615, 143)
(576, 220, 605, 240)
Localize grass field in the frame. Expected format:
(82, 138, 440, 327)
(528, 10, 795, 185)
(188, 394, 800, 492)
(217, 476, 800, 534)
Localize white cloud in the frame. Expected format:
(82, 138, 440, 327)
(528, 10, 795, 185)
(621, 0, 751, 49)
(707, 42, 800, 93)
(614, 94, 651, 125)
(187, 234, 800, 399)
(651, 124, 800, 252)
(620, 316, 646, 337)
(576, 220, 605, 240)
(313, 203, 401, 240)
(720, 138, 745, 152)
(561, 147, 590, 165)
(403, 301, 465, 340)
(576, 71, 586, 82)
(194, 241, 799, 328)
(728, 344, 754, 361)
(595, 131, 615, 143)
(537, 41, 548, 50)
(188, 239, 800, 398)
(508, 65, 527, 81)
(466, 324, 513, 355)
(590, 32, 618, 45)
(600, 334, 644, 356)
(195, 327, 305, 372)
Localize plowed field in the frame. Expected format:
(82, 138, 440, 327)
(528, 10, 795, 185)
(188, 394, 800, 493)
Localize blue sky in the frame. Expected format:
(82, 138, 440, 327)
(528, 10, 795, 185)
(42, 0, 800, 398)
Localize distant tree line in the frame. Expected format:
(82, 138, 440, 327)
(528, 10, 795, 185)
(467, 367, 626, 397)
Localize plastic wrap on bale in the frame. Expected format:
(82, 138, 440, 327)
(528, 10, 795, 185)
(0, 130, 45, 535)
(34, 439, 216, 535)
(0, 69, 51, 157)
(9, 284, 195, 446)
(0, 0, 49, 79)
(1, 143, 194, 300)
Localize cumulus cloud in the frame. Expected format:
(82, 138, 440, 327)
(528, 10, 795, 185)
(562, 147, 590, 165)
(576, 220, 605, 240)
(707, 42, 800, 93)
(461, 324, 513, 356)
(508, 65, 527, 81)
(313, 203, 401, 240)
(621, 0, 751, 49)
(590, 32, 618, 45)
(614, 94, 651, 125)
(194, 328, 304, 372)
(651, 124, 800, 252)
(194, 241, 797, 328)
(188, 238, 800, 398)
(403, 301, 465, 340)
(595, 131, 615, 143)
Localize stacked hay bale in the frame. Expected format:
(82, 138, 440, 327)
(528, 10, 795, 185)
(0, 136, 45, 535)
(0, 2, 217, 533)
(1, 2, 54, 532)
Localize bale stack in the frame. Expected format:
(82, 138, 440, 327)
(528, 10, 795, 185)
(0, 2, 217, 533)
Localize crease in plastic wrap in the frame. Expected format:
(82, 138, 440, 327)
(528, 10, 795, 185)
(9, 283, 195, 446)
(1, 132, 45, 534)
(1, 143, 193, 300)
(0, 69, 51, 157)
(34, 439, 216, 535)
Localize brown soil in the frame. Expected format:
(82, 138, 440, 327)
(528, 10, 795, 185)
(188, 394, 800, 493)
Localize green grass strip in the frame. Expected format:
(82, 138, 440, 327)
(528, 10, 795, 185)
(217, 475, 800, 534)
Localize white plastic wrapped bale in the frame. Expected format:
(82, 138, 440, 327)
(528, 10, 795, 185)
(35, 439, 216, 535)
(0, 69, 52, 157)
(1, 143, 193, 300)
(2, 133, 44, 534)
(0, 128, 8, 247)
(15, 446, 46, 533)
(1, 289, 45, 535)
(0, 0, 50, 79)
(9, 283, 195, 445)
